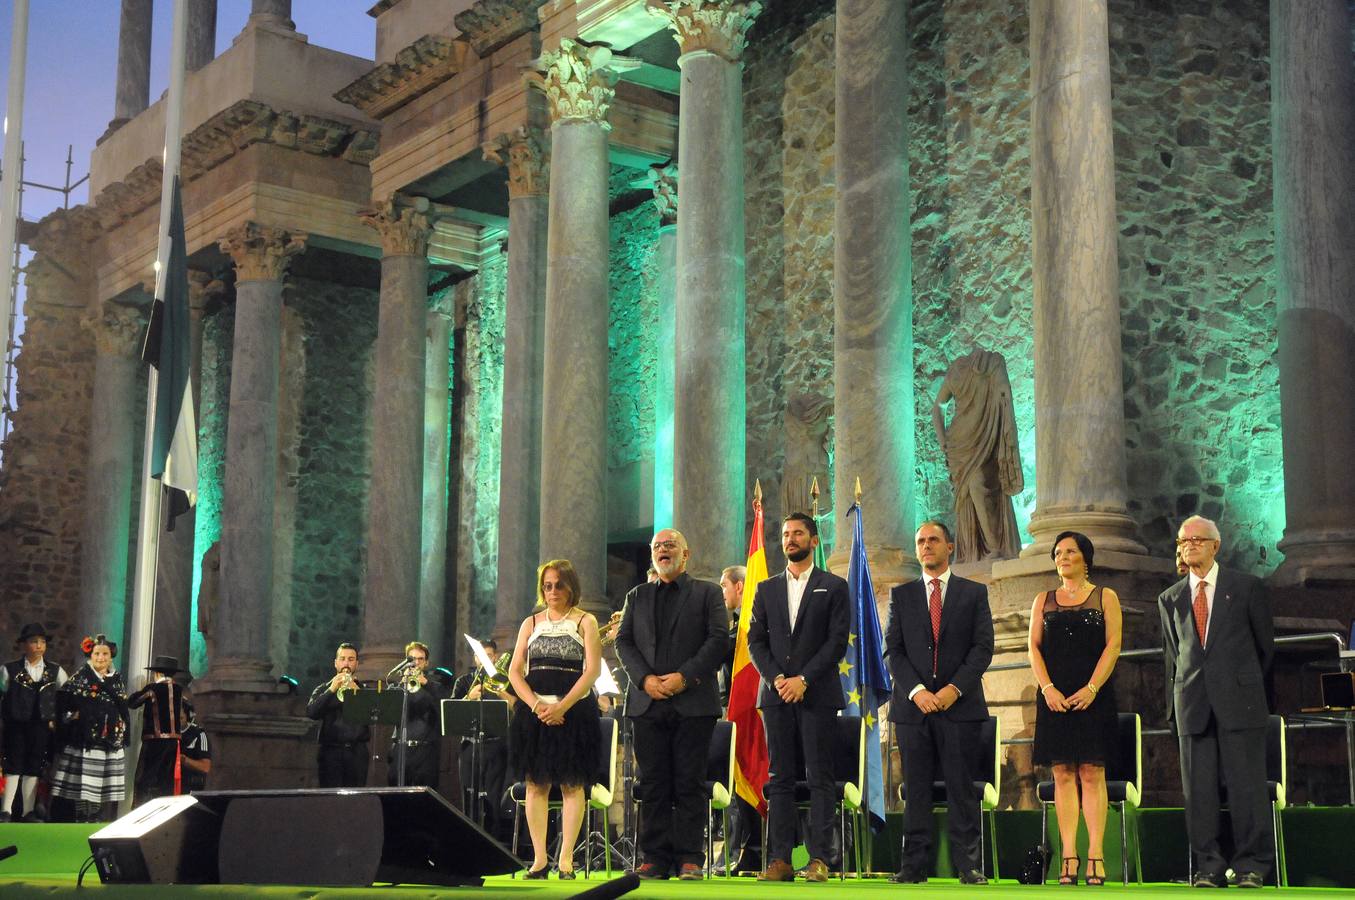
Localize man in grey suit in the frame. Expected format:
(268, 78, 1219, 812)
(615, 528, 729, 880)
(1159, 515, 1274, 889)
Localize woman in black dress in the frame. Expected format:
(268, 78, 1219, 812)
(507, 559, 602, 880)
(50, 634, 130, 821)
(1028, 531, 1122, 885)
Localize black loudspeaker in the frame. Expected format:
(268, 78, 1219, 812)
(91, 788, 522, 886)
(88, 796, 222, 884)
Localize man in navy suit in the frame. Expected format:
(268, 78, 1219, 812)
(747, 512, 850, 883)
(885, 520, 994, 884)
(1159, 515, 1273, 889)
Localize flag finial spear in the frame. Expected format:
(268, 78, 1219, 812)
(810, 476, 820, 518)
(854, 476, 862, 504)
(754, 478, 762, 502)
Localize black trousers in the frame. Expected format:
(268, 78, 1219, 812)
(762, 703, 837, 865)
(631, 706, 716, 867)
(387, 741, 439, 789)
(899, 715, 983, 874)
(1180, 716, 1273, 878)
(318, 742, 369, 788)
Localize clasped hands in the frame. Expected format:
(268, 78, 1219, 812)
(1042, 685, 1095, 713)
(643, 673, 687, 700)
(773, 674, 808, 703)
(913, 684, 960, 714)
(535, 697, 570, 726)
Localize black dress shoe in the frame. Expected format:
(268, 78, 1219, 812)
(1235, 871, 1265, 889)
(557, 868, 576, 880)
(523, 866, 549, 880)
(635, 861, 670, 880)
(889, 869, 927, 883)
(1192, 870, 1227, 888)
(959, 868, 989, 884)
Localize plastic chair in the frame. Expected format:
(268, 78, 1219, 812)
(703, 719, 736, 878)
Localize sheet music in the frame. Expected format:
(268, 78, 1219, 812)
(463, 633, 498, 677)
(596, 658, 620, 696)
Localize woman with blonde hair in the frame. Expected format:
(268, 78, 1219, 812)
(507, 559, 602, 880)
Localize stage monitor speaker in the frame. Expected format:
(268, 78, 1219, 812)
(88, 795, 222, 884)
(194, 787, 522, 886)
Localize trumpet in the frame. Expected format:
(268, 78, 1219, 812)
(474, 652, 512, 693)
(336, 670, 359, 702)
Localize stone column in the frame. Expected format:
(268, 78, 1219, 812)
(208, 223, 306, 690)
(153, 272, 221, 664)
(528, 40, 637, 611)
(186, 0, 218, 72)
(419, 290, 453, 663)
(829, 0, 916, 587)
(651, 1, 761, 579)
(249, 0, 293, 29)
(110, 0, 152, 131)
(77, 302, 146, 644)
(360, 198, 435, 674)
(1022, 0, 1143, 559)
(1271, 0, 1355, 584)
(484, 126, 550, 641)
(648, 161, 678, 531)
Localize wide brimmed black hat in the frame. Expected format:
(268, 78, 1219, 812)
(146, 655, 185, 674)
(16, 623, 51, 643)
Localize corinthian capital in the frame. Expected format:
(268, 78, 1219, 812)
(648, 160, 679, 226)
(648, 0, 763, 63)
(218, 223, 308, 282)
(81, 302, 147, 359)
(527, 39, 641, 128)
(359, 195, 438, 258)
(483, 127, 550, 200)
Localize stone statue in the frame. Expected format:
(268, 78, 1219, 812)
(933, 349, 1024, 562)
(781, 392, 833, 520)
(197, 540, 222, 664)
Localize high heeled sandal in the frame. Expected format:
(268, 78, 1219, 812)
(524, 865, 549, 880)
(1085, 858, 1106, 886)
(1059, 856, 1080, 886)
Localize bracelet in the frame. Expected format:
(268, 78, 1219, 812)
(1086, 682, 1098, 696)
(1040, 683, 1054, 694)
(532, 699, 544, 713)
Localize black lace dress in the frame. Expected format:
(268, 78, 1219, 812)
(1033, 586, 1118, 768)
(509, 611, 601, 787)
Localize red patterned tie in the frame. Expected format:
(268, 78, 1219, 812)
(1193, 580, 1209, 648)
(929, 578, 943, 675)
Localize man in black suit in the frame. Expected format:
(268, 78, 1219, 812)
(305, 642, 370, 788)
(747, 512, 850, 883)
(885, 520, 993, 885)
(615, 528, 729, 880)
(1159, 515, 1274, 889)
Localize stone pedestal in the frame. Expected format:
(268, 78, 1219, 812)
(360, 198, 435, 674)
(77, 302, 146, 645)
(192, 689, 314, 789)
(1025, 0, 1144, 559)
(653, 2, 761, 579)
(1270, 0, 1355, 586)
(108, 0, 152, 134)
(204, 223, 305, 693)
(649, 162, 678, 532)
(529, 41, 637, 612)
(484, 127, 550, 642)
(420, 292, 453, 663)
(828, 0, 916, 591)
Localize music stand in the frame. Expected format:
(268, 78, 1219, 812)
(441, 699, 510, 828)
(342, 691, 405, 785)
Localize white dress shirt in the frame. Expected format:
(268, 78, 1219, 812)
(786, 565, 813, 630)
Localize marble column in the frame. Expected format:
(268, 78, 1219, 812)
(360, 197, 435, 674)
(651, 2, 761, 579)
(1022, 0, 1143, 559)
(1271, 1, 1355, 584)
(186, 0, 218, 72)
(484, 126, 550, 641)
(528, 40, 637, 611)
(419, 290, 453, 663)
(830, 0, 916, 586)
(153, 272, 220, 664)
(77, 302, 146, 645)
(209, 223, 306, 690)
(648, 161, 678, 532)
(110, 0, 152, 130)
(249, 0, 294, 30)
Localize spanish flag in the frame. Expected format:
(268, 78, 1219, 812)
(727, 489, 771, 815)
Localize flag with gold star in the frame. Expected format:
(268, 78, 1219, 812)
(839, 500, 891, 832)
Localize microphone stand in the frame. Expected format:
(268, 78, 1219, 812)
(387, 659, 413, 788)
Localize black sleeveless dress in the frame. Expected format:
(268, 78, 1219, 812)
(508, 611, 601, 787)
(1032, 586, 1118, 767)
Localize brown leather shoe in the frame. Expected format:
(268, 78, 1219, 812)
(758, 859, 795, 882)
(803, 858, 830, 882)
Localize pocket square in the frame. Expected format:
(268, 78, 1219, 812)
(813, 588, 827, 592)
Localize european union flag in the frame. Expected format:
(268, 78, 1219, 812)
(838, 501, 892, 833)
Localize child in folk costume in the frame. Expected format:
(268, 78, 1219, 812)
(1, 623, 69, 821)
(128, 656, 194, 803)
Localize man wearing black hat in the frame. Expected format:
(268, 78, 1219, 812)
(128, 656, 195, 803)
(1, 623, 69, 821)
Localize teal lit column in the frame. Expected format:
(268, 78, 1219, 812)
(1271, 0, 1355, 583)
(652, 1, 761, 579)
(419, 290, 453, 663)
(830, 0, 916, 586)
(484, 125, 550, 641)
(648, 161, 678, 531)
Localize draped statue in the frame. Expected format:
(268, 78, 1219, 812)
(932, 349, 1024, 562)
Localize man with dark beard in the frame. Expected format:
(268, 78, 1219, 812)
(306, 643, 370, 788)
(616, 528, 728, 880)
(747, 513, 850, 883)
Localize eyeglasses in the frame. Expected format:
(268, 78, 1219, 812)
(1176, 536, 1217, 546)
(651, 540, 680, 551)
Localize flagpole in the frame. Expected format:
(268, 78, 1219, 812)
(852, 477, 874, 873)
(0, 0, 31, 414)
(124, 0, 190, 813)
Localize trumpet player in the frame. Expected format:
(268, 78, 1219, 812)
(306, 643, 370, 788)
(387, 641, 445, 789)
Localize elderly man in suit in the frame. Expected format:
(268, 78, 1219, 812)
(747, 512, 850, 883)
(616, 528, 729, 881)
(1160, 515, 1274, 889)
(885, 520, 994, 885)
